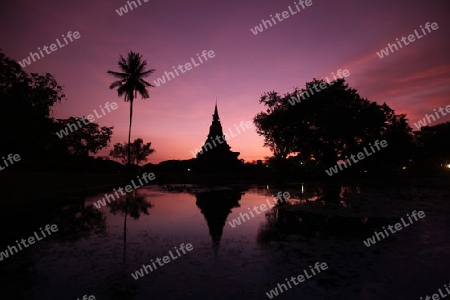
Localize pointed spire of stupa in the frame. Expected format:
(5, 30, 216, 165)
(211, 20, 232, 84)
(213, 98, 219, 121)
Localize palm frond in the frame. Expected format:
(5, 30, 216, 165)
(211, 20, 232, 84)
(107, 70, 129, 79)
(140, 69, 155, 76)
(109, 80, 123, 89)
(108, 51, 155, 104)
(136, 85, 149, 99)
(139, 78, 154, 88)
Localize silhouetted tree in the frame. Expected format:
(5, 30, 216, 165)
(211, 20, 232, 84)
(131, 138, 155, 165)
(109, 143, 128, 164)
(0, 50, 65, 157)
(56, 117, 113, 156)
(415, 121, 450, 168)
(107, 52, 155, 166)
(0, 50, 115, 166)
(253, 78, 414, 172)
(109, 138, 155, 165)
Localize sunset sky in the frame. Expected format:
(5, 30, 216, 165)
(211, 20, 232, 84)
(1, 0, 449, 163)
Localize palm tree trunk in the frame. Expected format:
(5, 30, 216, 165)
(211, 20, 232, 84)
(127, 99, 133, 166)
(122, 194, 129, 263)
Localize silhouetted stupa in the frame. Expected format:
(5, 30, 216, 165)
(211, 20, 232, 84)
(194, 103, 241, 172)
(195, 189, 242, 257)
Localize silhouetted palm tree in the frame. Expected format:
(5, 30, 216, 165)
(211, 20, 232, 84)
(107, 51, 155, 166)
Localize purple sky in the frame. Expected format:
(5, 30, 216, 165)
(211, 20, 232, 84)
(1, 0, 449, 163)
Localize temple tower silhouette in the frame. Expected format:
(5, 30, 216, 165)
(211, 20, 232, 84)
(195, 189, 242, 257)
(194, 102, 241, 172)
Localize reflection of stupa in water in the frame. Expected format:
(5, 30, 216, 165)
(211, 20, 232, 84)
(194, 102, 241, 172)
(195, 189, 243, 256)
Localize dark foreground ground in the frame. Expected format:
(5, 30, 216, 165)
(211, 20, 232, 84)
(0, 176, 449, 299)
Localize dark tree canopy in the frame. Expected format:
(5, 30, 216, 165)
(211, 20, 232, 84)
(415, 121, 450, 167)
(0, 50, 113, 165)
(109, 138, 155, 165)
(56, 117, 113, 157)
(253, 78, 414, 171)
(0, 50, 65, 157)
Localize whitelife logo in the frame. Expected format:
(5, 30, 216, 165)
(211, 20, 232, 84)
(250, 0, 313, 35)
(228, 192, 290, 228)
(93, 173, 156, 209)
(0, 224, 58, 262)
(152, 50, 215, 87)
(363, 210, 425, 247)
(18, 31, 81, 68)
(265, 262, 328, 299)
(131, 243, 193, 280)
(76, 296, 95, 300)
(0, 153, 21, 171)
(413, 105, 450, 130)
(115, 0, 149, 16)
(56, 102, 118, 139)
(191, 120, 253, 157)
(420, 283, 450, 300)
(376, 22, 438, 58)
(325, 140, 388, 176)
(287, 69, 350, 106)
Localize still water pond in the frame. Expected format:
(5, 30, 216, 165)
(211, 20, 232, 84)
(2, 181, 450, 300)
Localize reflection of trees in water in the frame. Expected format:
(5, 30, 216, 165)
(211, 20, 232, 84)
(284, 182, 362, 203)
(106, 191, 154, 264)
(54, 200, 106, 242)
(54, 190, 153, 243)
(103, 191, 151, 298)
(257, 202, 395, 244)
(194, 189, 245, 256)
(257, 180, 366, 243)
(107, 191, 153, 219)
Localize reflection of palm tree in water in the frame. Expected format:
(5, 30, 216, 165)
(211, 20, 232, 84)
(108, 191, 153, 220)
(104, 191, 153, 299)
(194, 189, 244, 257)
(107, 191, 153, 263)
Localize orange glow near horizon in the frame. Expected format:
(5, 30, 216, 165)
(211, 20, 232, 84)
(1, 0, 449, 164)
